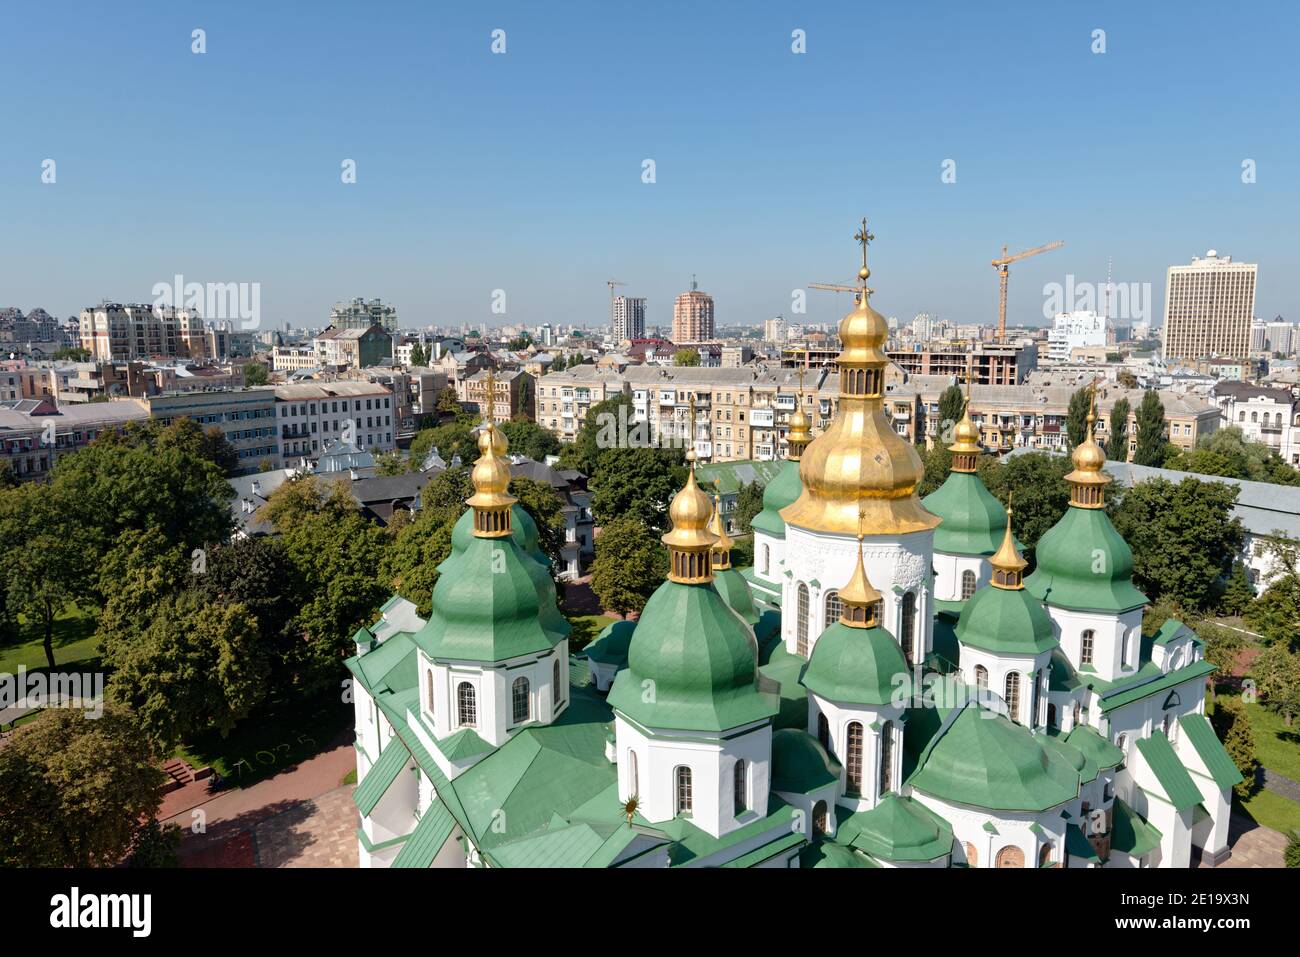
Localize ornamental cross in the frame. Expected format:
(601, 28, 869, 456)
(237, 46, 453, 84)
(854, 217, 875, 271)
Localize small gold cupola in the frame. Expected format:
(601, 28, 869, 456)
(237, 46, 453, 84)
(707, 495, 735, 570)
(465, 381, 517, 537)
(989, 497, 1028, 589)
(786, 355, 813, 461)
(663, 403, 717, 584)
(949, 374, 982, 473)
(838, 534, 883, 629)
(1066, 381, 1111, 509)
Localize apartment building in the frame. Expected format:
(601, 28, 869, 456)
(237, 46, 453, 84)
(887, 341, 1036, 384)
(79, 303, 208, 361)
(267, 381, 398, 462)
(671, 280, 714, 342)
(611, 296, 646, 341)
(536, 366, 630, 441)
(1163, 251, 1257, 362)
(272, 346, 321, 373)
(459, 369, 535, 423)
(1211, 381, 1297, 455)
(313, 324, 393, 370)
(329, 297, 399, 333)
(0, 397, 149, 480)
(147, 389, 279, 473)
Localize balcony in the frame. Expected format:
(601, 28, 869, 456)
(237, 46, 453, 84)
(694, 441, 713, 459)
(750, 408, 775, 427)
(774, 394, 796, 411)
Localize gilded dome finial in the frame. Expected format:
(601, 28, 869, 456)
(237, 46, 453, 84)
(662, 462, 716, 584)
(989, 494, 1028, 589)
(786, 352, 812, 460)
(838, 531, 883, 629)
(465, 415, 517, 538)
(1066, 377, 1110, 508)
(707, 494, 735, 570)
(948, 364, 982, 471)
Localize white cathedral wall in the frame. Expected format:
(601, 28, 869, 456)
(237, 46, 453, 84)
(1101, 675, 1209, 762)
(421, 646, 567, 749)
(911, 793, 1067, 869)
(781, 525, 934, 662)
(1117, 763, 1192, 869)
(933, 551, 988, 603)
(352, 680, 384, 781)
(614, 716, 772, 840)
(956, 646, 1052, 728)
(1044, 605, 1143, 684)
(810, 695, 904, 813)
(751, 528, 784, 593)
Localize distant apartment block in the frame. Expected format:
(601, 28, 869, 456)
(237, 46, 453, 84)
(459, 369, 534, 424)
(1047, 311, 1109, 363)
(269, 381, 398, 462)
(329, 297, 399, 333)
(272, 346, 321, 373)
(0, 397, 149, 480)
(147, 389, 279, 473)
(1163, 251, 1257, 362)
(612, 296, 646, 341)
(80, 303, 208, 361)
(313, 324, 393, 370)
(887, 341, 1036, 385)
(672, 280, 714, 342)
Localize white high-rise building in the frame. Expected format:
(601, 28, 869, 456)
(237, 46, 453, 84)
(764, 316, 788, 344)
(1163, 251, 1257, 362)
(1047, 310, 1109, 362)
(612, 296, 646, 341)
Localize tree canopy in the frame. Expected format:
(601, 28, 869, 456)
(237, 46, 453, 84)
(1165, 426, 1300, 486)
(1132, 390, 1168, 466)
(590, 518, 664, 617)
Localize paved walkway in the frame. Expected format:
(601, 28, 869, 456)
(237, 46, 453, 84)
(169, 734, 358, 868)
(1260, 767, 1300, 804)
(1195, 812, 1288, 868)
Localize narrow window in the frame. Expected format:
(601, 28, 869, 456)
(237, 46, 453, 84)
(1038, 844, 1053, 868)
(845, 722, 864, 795)
(553, 658, 563, 707)
(457, 682, 476, 727)
(796, 583, 810, 657)
(879, 721, 894, 794)
(1005, 672, 1021, 722)
(824, 590, 842, 626)
(426, 669, 435, 716)
(900, 592, 916, 663)
(628, 750, 638, 797)
(817, 712, 830, 750)
(961, 569, 977, 600)
(974, 665, 988, 690)
(675, 766, 693, 815)
(512, 676, 530, 724)
(1080, 630, 1095, 666)
(813, 800, 829, 835)
(733, 760, 747, 816)
(964, 842, 979, 867)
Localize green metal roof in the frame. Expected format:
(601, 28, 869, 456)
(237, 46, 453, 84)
(1041, 730, 1099, 784)
(1135, 731, 1202, 812)
(954, 582, 1058, 656)
(714, 567, 761, 625)
(720, 831, 806, 868)
(757, 644, 810, 731)
(391, 800, 457, 868)
(1064, 724, 1125, 770)
(1048, 648, 1081, 693)
(1110, 798, 1162, 859)
(799, 840, 879, 868)
(1065, 822, 1100, 862)
(922, 471, 1007, 557)
(353, 741, 410, 815)
(770, 728, 841, 794)
(838, 793, 954, 863)
(345, 630, 418, 696)
(1025, 506, 1148, 613)
(801, 621, 911, 707)
(608, 579, 778, 732)
(435, 727, 495, 761)
(1095, 659, 1216, 713)
(416, 535, 569, 663)
(450, 503, 548, 567)
(1178, 714, 1244, 789)
(584, 619, 636, 665)
(749, 459, 802, 538)
(696, 458, 786, 495)
(908, 703, 1080, 812)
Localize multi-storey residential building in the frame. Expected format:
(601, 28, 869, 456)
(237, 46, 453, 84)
(1047, 311, 1109, 362)
(147, 389, 278, 473)
(1250, 319, 1295, 357)
(268, 381, 398, 462)
(79, 303, 208, 361)
(329, 297, 399, 333)
(535, 366, 629, 441)
(671, 279, 714, 342)
(1210, 381, 1296, 455)
(887, 341, 1036, 385)
(611, 296, 646, 341)
(459, 369, 535, 423)
(313, 324, 393, 370)
(763, 317, 787, 344)
(0, 397, 149, 480)
(271, 346, 321, 373)
(1163, 251, 1257, 362)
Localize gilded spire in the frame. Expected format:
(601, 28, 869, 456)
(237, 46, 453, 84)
(786, 353, 812, 460)
(707, 494, 735, 570)
(948, 366, 982, 472)
(664, 397, 716, 583)
(1066, 378, 1110, 509)
(465, 418, 516, 538)
(838, 534, 883, 628)
(989, 496, 1028, 589)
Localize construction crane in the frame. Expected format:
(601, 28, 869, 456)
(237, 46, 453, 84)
(992, 241, 1064, 341)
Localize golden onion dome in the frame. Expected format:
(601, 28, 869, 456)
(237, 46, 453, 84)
(950, 405, 981, 452)
(662, 468, 716, 551)
(1071, 413, 1107, 474)
(788, 402, 811, 438)
(466, 423, 516, 511)
(836, 292, 890, 367)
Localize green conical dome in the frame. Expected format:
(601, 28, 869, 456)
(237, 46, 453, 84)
(922, 471, 1006, 556)
(846, 793, 954, 863)
(714, 567, 760, 625)
(750, 459, 802, 538)
(770, 728, 840, 794)
(801, 621, 911, 707)
(607, 580, 778, 732)
(416, 536, 568, 663)
(955, 583, 1058, 656)
(1025, 506, 1147, 613)
(908, 704, 1079, 811)
(452, 504, 547, 566)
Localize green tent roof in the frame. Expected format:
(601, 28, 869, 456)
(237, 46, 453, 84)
(800, 840, 878, 868)
(750, 459, 802, 538)
(1064, 724, 1125, 769)
(1110, 797, 1162, 859)
(954, 582, 1058, 656)
(608, 579, 778, 732)
(353, 742, 410, 815)
(451, 503, 548, 567)
(1041, 730, 1099, 783)
(770, 728, 841, 794)
(585, 619, 636, 665)
(838, 793, 954, 862)
(714, 567, 761, 626)
(908, 703, 1080, 811)
(922, 471, 1007, 556)
(1025, 506, 1147, 613)
(801, 621, 911, 707)
(1135, 731, 1202, 811)
(391, 800, 457, 868)
(1178, 714, 1244, 789)
(416, 535, 569, 663)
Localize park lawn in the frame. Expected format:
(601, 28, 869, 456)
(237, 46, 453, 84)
(0, 604, 99, 674)
(173, 690, 353, 789)
(566, 614, 617, 653)
(1237, 788, 1300, 837)
(1209, 693, 1300, 782)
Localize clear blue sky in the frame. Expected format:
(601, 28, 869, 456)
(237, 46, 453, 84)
(2, 1, 1297, 332)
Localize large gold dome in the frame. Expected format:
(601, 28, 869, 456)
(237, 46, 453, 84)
(780, 241, 939, 537)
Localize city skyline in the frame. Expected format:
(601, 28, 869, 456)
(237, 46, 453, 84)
(2, 1, 1297, 330)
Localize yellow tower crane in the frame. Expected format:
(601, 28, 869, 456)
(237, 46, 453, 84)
(992, 241, 1064, 341)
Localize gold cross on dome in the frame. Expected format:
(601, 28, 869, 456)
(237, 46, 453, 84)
(854, 217, 875, 271)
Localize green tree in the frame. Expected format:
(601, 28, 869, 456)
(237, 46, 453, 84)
(0, 706, 166, 868)
(1110, 477, 1244, 610)
(674, 348, 701, 367)
(976, 452, 1072, 558)
(1209, 696, 1256, 798)
(409, 343, 428, 367)
(499, 419, 562, 461)
(510, 475, 566, 574)
(1106, 396, 1131, 461)
(435, 385, 462, 416)
(129, 820, 183, 868)
(590, 518, 663, 617)
(382, 468, 474, 615)
(1165, 427, 1300, 486)
(1132, 390, 1168, 466)
(409, 419, 476, 469)
(243, 361, 270, 386)
(917, 442, 955, 498)
(733, 482, 765, 534)
(1246, 576, 1300, 646)
(1117, 370, 1138, 389)
(1196, 622, 1244, 701)
(374, 450, 407, 476)
(937, 385, 965, 438)
(559, 392, 632, 475)
(1285, 832, 1300, 868)
(1252, 643, 1300, 727)
(2, 484, 85, 668)
(1219, 563, 1256, 617)
(590, 446, 686, 531)
(1066, 388, 1091, 448)
(103, 592, 269, 752)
